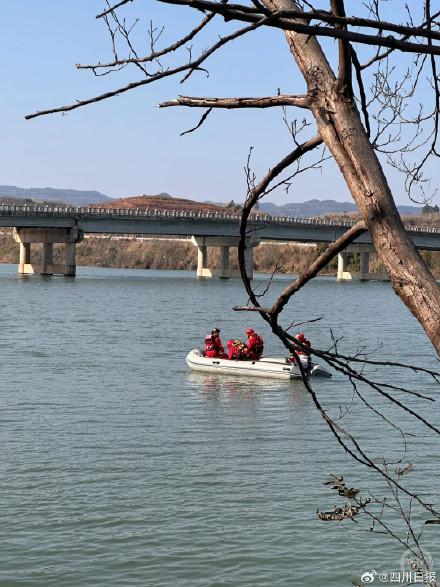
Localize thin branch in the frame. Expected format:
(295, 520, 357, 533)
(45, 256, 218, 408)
(180, 107, 213, 135)
(351, 47, 370, 136)
(269, 220, 367, 320)
(96, 0, 133, 19)
(26, 18, 267, 120)
(360, 8, 440, 69)
(79, 12, 216, 70)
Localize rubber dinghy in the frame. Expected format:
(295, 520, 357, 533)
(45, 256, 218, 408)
(186, 349, 332, 380)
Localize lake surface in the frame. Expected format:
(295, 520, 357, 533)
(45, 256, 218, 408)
(0, 265, 438, 586)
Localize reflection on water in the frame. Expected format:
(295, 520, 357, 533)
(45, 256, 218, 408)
(186, 371, 305, 395)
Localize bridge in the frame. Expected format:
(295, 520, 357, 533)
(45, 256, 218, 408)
(1, 204, 439, 279)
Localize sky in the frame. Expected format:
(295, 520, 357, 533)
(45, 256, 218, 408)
(0, 1, 437, 205)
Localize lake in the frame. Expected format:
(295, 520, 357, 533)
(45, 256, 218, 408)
(0, 265, 438, 586)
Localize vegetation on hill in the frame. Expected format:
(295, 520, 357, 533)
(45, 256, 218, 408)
(93, 194, 228, 213)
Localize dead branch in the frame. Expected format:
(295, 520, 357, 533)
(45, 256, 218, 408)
(330, 0, 352, 98)
(96, 0, 133, 19)
(269, 220, 367, 320)
(160, 94, 311, 109)
(158, 0, 440, 57)
(180, 107, 213, 135)
(161, 0, 440, 42)
(238, 134, 323, 296)
(26, 18, 268, 120)
(79, 12, 216, 70)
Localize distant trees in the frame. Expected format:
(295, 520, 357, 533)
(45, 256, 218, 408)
(422, 204, 440, 215)
(225, 200, 242, 213)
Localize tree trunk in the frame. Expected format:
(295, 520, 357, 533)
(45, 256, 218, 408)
(263, 0, 440, 355)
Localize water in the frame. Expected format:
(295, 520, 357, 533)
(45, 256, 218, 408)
(0, 265, 439, 586)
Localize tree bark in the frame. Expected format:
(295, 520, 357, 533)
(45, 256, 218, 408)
(262, 0, 440, 355)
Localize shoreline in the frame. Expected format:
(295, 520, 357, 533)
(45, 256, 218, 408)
(0, 232, 439, 277)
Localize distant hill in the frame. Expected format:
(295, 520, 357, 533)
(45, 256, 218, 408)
(259, 199, 422, 217)
(0, 186, 424, 217)
(0, 185, 112, 205)
(95, 194, 228, 213)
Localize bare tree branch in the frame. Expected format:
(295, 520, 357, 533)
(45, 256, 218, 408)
(160, 94, 311, 109)
(158, 0, 440, 57)
(269, 220, 367, 320)
(330, 0, 353, 98)
(238, 134, 323, 297)
(180, 107, 213, 135)
(79, 12, 216, 70)
(26, 18, 270, 120)
(96, 0, 133, 19)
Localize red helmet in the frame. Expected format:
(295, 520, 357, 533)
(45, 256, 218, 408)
(245, 328, 255, 335)
(296, 332, 306, 341)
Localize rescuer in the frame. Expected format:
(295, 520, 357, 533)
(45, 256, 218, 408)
(227, 339, 247, 360)
(244, 328, 264, 361)
(204, 328, 226, 358)
(289, 332, 312, 369)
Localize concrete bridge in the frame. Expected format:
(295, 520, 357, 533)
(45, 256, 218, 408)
(1, 204, 439, 279)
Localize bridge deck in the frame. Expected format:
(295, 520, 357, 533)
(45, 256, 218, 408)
(1, 205, 439, 250)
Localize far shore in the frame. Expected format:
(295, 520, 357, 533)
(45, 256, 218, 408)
(1, 232, 439, 277)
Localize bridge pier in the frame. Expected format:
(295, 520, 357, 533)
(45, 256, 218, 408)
(13, 227, 83, 276)
(191, 236, 260, 278)
(337, 244, 389, 281)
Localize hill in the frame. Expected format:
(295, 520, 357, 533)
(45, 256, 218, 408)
(259, 199, 422, 217)
(0, 185, 425, 217)
(95, 194, 229, 213)
(0, 185, 112, 205)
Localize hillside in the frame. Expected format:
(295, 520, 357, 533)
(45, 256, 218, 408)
(259, 199, 422, 217)
(0, 185, 112, 205)
(0, 185, 428, 218)
(95, 194, 230, 213)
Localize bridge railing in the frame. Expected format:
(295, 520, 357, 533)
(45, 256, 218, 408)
(0, 203, 438, 233)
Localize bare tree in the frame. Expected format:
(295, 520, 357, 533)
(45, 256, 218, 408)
(25, 1, 440, 582)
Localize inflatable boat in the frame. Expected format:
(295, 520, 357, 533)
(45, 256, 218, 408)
(186, 348, 332, 380)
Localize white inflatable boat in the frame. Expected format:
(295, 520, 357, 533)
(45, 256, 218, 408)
(186, 349, 332, 380)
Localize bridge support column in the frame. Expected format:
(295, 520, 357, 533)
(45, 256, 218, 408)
(41, 243, 53, 275)
(359, 251, 370, 281)
(219, 246, 230, 279)
(64, 242, 77, 277)
(191, 236, 260, 279)
(13, 227, 83, 276)
(337, 252, 349, 280)
(337, 244, 389, 281)
(196, 245, 209, 278)
(19, 242, 31, 273)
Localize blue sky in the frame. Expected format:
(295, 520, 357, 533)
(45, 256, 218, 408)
(0, 1, 437, 205)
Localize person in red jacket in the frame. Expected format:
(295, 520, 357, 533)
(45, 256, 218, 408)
(227, 339, 247, 360)
(244, 328, 264, 360)
(204, 328, 226, 358)
(289, 332, 311, 369)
